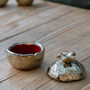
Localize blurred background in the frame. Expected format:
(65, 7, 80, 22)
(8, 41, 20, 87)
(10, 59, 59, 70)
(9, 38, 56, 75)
(45, 0, 90, 9)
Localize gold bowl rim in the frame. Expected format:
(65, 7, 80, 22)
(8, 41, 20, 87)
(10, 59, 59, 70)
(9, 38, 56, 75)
(6, 42, 45, 56)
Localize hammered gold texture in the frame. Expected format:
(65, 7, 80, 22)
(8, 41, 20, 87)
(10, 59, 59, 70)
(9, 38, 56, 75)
(0, 0, 8, 7)
(16, 0, 33, 6)
(7, 52, 44, 70)
(6, 42, 45, 70)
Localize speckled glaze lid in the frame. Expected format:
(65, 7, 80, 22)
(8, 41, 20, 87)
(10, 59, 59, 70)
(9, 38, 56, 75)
(48, 51, 86, 82)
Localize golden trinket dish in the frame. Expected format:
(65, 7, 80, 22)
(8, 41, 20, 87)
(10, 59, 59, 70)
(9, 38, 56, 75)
(6, 42, 45, 70)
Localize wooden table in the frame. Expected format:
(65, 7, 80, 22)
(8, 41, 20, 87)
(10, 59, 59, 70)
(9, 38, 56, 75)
(0, 0, 90, 90)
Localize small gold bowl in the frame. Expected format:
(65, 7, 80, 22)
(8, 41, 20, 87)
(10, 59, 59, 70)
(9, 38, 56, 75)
(0, 0, 8, 7)
(6, 42, 45, 70)
(16, 0, 34, 6)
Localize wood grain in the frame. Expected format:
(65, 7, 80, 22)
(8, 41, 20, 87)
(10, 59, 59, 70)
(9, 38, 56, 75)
(82, 84, 90, 90)
(0, 0, 89, 90)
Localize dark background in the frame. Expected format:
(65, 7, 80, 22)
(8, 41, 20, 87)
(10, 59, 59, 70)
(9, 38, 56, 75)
(45, 0, 90, 9)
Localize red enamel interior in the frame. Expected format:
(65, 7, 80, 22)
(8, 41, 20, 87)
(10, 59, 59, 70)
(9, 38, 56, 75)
(10, 44, 41, 54)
